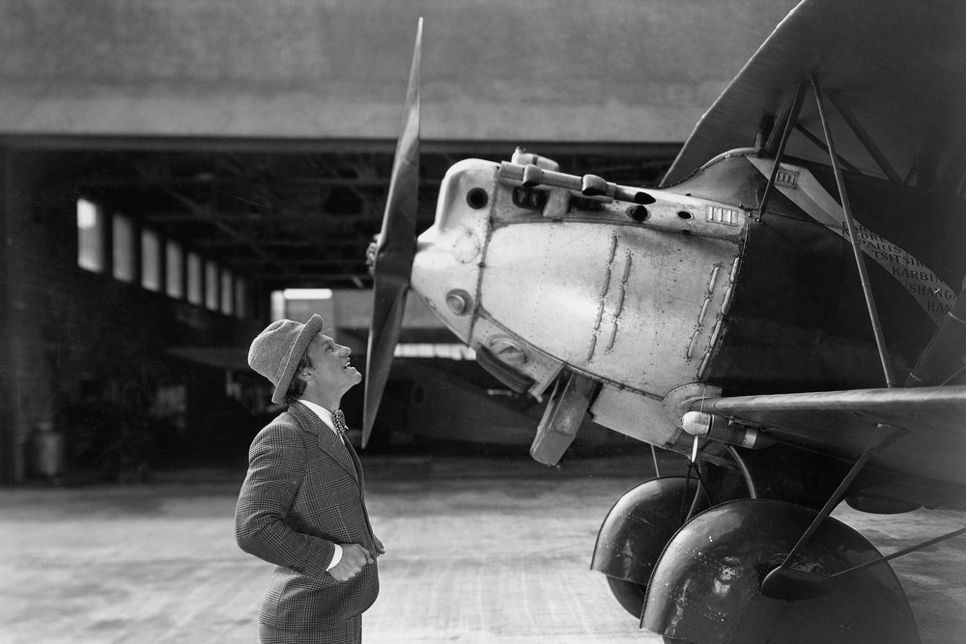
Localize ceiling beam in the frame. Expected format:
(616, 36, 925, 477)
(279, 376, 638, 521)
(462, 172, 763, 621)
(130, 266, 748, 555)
(143, 210, 376, 224)
(163, 188, 287, 272)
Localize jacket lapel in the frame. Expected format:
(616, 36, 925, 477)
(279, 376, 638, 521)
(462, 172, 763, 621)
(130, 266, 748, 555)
(343, 435, 366, 489)
(288, 402, 358, 481)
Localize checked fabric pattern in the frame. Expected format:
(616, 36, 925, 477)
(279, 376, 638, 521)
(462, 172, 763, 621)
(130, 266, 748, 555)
(235, 402, 379, 632)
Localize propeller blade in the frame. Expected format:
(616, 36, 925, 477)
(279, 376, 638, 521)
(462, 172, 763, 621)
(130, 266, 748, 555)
(362, 18, 422, 448)
(363, 280, 409, 447)
(375, 17, 421, 282)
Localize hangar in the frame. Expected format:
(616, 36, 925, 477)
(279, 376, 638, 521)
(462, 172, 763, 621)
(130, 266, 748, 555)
(0, 0, 799, 483)
(4, 2, 966, 642)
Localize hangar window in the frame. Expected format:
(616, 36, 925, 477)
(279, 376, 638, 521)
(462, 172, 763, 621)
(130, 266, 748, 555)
(205, 260, 219, 311)
(220, 268, 233, 315)
(394, 344, 476, 360)
(76, 199, 104, 273)
(112, 215, 136, 283)
(166, 241, 184, 298)
(141, 230, 161, 292)
(234, 278, 248, 319)
(186, 252, 203, 305)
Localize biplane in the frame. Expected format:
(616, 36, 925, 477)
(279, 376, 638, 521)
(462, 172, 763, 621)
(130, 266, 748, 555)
(363, 0, 966, 641)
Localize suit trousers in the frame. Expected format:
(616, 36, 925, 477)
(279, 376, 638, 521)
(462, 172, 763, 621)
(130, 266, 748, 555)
(259, 615, 362, 643)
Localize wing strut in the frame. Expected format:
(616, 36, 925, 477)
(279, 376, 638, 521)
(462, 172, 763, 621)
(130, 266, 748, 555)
(757, 80, 806, 222)
(826, 93, 904, 186)
(763, 525, 966, 600)
(811, 74, 896, 387)
(760, 423, 903, 599)
(906, 284, 966, 386)
(792, 123, 862, 174)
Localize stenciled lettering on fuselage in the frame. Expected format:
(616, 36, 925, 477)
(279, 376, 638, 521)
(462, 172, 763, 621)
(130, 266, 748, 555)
(750, 158, 955, 323)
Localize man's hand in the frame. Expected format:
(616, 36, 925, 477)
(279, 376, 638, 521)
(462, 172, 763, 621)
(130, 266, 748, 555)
(373, 536, 386, 556)
(328, 544, 373, 581)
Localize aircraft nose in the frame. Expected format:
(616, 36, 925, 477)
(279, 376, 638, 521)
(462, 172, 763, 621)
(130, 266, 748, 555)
(409, 159, 495, 344)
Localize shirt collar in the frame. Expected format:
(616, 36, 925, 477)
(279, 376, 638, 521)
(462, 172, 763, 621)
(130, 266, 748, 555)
(298, 399, 338, 435)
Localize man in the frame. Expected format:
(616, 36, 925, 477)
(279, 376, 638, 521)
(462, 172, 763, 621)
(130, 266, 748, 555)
(236, 314, 384, 643)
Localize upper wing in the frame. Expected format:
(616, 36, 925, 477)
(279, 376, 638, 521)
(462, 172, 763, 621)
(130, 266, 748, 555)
(694, 385, 966, 489)
(661, 0, 966, 190)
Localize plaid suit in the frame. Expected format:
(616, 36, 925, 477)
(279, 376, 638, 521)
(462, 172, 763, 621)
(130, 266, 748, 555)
(236, 402, 379, 637)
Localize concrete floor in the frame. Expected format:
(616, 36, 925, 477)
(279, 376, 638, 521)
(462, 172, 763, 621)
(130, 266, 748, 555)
(1, 453, 965, 643)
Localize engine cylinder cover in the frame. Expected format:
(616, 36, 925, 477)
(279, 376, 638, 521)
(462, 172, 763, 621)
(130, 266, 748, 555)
(642, 499, 920, 644)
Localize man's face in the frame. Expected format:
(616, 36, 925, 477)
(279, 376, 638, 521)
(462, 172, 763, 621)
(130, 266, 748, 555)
(301, 332, 362, 397)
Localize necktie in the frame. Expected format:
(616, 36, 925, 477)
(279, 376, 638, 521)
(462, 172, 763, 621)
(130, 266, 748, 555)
(332, 409, 361, 477)
(332, 409, 349, 436)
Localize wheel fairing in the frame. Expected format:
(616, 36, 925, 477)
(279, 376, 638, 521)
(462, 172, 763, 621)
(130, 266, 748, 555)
(642, 498, 919, 643)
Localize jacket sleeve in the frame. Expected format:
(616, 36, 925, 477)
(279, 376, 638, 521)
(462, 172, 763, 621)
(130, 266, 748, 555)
(234, 423, 337, 579)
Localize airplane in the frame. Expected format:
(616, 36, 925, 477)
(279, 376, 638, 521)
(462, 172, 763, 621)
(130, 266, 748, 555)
(361, 1, 966, 641)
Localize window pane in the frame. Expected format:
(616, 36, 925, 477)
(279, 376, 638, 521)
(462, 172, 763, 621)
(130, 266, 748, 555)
(271, 290, 285, 321)
(141, 230, 161, 292)
(77, 199, 104, 272)
(112, 215, 135, 283)
(205, 261, 219, 311)
(234, 278, 248, 319)
(165, 241, 184, 298)
(220, 269, 233, 315)
(187, 252, 202, 305)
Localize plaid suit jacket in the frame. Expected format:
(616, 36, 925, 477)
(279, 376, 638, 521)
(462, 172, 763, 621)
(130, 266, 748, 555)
(235, 402, 379, 631)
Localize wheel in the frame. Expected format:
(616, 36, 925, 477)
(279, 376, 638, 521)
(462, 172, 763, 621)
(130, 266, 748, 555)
(643, 499, 920, 643)
(593, 461, 750, 621)
(593, 477, 702, 619)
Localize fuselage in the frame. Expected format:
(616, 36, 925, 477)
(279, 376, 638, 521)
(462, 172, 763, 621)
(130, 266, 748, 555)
(408, 149, 947, 453)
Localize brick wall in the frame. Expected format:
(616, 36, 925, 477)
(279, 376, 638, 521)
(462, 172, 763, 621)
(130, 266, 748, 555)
(0, 150, 267, 483)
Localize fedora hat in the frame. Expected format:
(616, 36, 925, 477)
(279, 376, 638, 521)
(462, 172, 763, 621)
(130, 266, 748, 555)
(248, 314, 324, 404)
